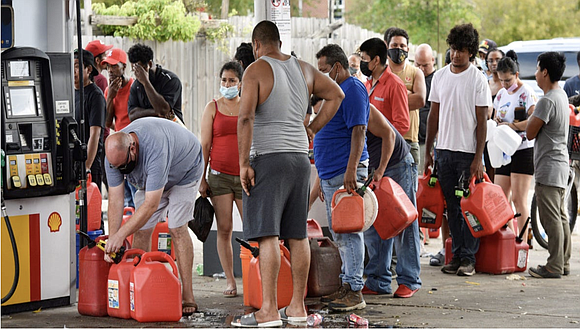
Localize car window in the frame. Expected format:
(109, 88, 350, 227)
(518, 51, 578, 80)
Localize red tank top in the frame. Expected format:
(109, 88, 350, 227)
(209, 100, 240, 176)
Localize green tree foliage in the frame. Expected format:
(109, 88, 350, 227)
(474, 0, 580, 46)
(348, 0, 480, 53)
(92, 0, 202, 42)
(204, 0, 253, 17)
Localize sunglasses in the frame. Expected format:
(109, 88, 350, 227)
(110, 145, 131, 171)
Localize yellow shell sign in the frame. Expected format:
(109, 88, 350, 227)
(47, 212, 62, 232)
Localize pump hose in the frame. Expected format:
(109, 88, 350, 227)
(1, 196, 20, 303)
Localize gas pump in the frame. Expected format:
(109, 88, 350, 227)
(1, 1, 80, 313)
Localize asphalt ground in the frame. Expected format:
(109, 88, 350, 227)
(2, 226, 579, 328)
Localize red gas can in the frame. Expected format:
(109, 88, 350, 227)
(429, 227, 440, 239)
(417, 168, 445, 229)
(107, 249, 145, 319)
(75, 174, 102, 232)
(121, 215, 175, 259)
(461, 173, 514, 238)
(130, 251, 182, 322)
(331, 189, 365, 233)
(78, 235, 130, 316)
(444, 237, 453, 265)
(307, 219, 324, 239)
(514, 239, 529, 272)
(247, 243, 297, 309)
(371, 177, 418, 240)
(122, 207, 135, 245)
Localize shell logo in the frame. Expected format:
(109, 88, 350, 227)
(48, 212, 62, 232)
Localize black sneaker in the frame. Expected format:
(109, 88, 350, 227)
(320, 283, 347, 303)
(563, 269, 570, 276)
(529, 265, 561, 278)
(457, 258, 475, 276)
(441, 257, 461, 274)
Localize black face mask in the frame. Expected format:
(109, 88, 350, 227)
(118, 159, 136, 175)
(360, 60, 373, 77)
(388, 48, 408, 64)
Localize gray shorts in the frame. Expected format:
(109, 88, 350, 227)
(242, 153, 310, 241)
(134, 179, 201, 230)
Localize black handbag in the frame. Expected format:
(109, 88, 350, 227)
(189, 196, 214, 242)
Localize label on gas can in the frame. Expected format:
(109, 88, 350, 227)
(464, 211, 482, 232)
(129, 282, 135, 311)
(108, 279, 119, 309)
(158, 233, 172, 255)
(517, 249, 528, 268)
(421, 208, 437, 224)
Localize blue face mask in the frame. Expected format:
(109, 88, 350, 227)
(220, 85, 239, 99)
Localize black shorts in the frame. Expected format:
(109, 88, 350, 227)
(242, 152, 310, 241)
(495, 147, 534, 176)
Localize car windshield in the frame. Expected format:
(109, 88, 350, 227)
(518, 51, 578, 80)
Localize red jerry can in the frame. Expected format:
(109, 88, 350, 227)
(417, 168, 445, 229)
(461, 173, 514, 238)
(130, 251, 182, 322)
(331, 189, 365, 233)
(307, 237, 342, 297)
(247, 243, 298, 309)
(475, 227, 516, 274)
(371, 177, 418, 240)
(122, 207, 135, 245)
(121, 213, 175, 259)
(78, 235, 131, 316)
(307, 219, 324, 239)
(75, 173, 102, 232)
(514, 238, 530, 272)
(107, 249, 145, 319)
(429, 227, 440, 239)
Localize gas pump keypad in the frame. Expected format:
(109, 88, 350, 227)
(4, 153, 54, 189)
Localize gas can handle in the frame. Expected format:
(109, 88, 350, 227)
(122, 248, 145, 261)
(141, 251, 179, 278)
(309, 236, 331, 249)
(123, 207, 135, 216)
(469, 172, 491, 186)
(331, 188, 360, 208)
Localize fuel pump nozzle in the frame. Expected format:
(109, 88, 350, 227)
(77, 230, 125, 263)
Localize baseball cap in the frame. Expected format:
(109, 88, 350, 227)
(74, 49, 97, 73)
(85, 40, 113, 57)
(102, 48, 127, 66)
(478, 39, 498, 54)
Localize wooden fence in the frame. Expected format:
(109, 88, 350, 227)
(82, 16, 381, 137)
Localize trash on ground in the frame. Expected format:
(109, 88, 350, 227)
(465, 281, 480, 285)
(506, 274, 526, 280)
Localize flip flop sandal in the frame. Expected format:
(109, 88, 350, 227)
(231, 312, 283, 328)
(278, 307, 307, 323)
(223, 288, 238, 298)
(182, 302, 198, 317)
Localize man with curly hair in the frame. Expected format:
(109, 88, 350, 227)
(424, 23, 492, 276)
(127, 43, 184, 124)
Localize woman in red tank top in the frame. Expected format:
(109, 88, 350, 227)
(199, 61, 244, 298)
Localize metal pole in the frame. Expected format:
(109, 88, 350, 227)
(76, 0, 88, 248)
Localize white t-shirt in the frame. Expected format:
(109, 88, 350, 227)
(493, 84, 539, 150)
(429, 64, 492, 153)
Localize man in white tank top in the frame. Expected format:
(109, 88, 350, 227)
(232, 20, 344, 328)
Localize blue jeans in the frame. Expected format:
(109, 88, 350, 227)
(436, 150, 480, 263)
(124, 180, 137, 210)
(364, 153, 421, 293)
(320, 167, 368, 292)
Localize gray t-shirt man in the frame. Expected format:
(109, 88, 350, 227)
(105, 117, 204, 192)
(532, 89, 570, 189)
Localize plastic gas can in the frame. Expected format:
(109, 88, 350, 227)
(475, 227, 516, 274)
(307, 237, 341, 297)
(75, 173, 102, 232)
(417, 168, 445, 229)
(371, 177, 418, 239)
(240, 241, 259, 307)
(78, 235, 130, 316)
(331, 189, 365, 233)
(307, 219, 324, 239)
(107, 249, 145, 319)
(152, 221, 175, 259)
(429, 227, 440, 239)
(461, 173, 514, 238)
(130, 251, 182, 322)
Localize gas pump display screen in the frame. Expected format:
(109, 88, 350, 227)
(9, 87, 37, 117)
(10, 61, 30, 77)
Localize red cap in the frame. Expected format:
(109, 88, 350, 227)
(85, 40, 113, 57)
(102, 48, 127, 65)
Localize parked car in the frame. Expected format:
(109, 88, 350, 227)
(499, 38, 580, 96)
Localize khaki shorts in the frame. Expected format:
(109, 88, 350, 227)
(134, 179, 200, 230)
(207, 169, 243, 199)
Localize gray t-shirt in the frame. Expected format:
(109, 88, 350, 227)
(250, 56, 309, 156)
(532, 88, 569, 188)
(105, 117, 204, 192)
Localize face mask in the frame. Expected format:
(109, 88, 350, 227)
(348, 67, 359, 75)
(360, 60, 373, 77)
(118, 159, 136, 175)
(480, 58, 488, 72)
(507, 82, 518, 93)
(220, 85, 239, 99)
(322, 63, 336, 80)
(388, 48, 408, 64)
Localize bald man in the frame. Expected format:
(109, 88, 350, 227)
(104, 117, 204, 317)
(232, 20, 344, 327)
(414, 44, 436, 162)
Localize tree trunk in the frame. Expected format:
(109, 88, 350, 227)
(221, 0, 229, 19)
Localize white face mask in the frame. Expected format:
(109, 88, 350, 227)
(322, 63, 336, 81)
(220, 85, 239, 99)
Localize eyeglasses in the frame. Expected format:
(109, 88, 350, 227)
(110, 145, 131, 171)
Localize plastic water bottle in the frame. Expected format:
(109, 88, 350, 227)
(195, 264, 203, 276)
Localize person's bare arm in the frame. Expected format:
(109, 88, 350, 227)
(367, 104, 395, 181)
(526, 115, 545, 140)
(199, 101, 216, 197)
(424, 102, 440, 173)
(408, 69, 426, 110)
(471, 105, 488, 180)
(85, 126, 101, 170)
(344, 125, 366, 193)
(129, 64, 171, 121)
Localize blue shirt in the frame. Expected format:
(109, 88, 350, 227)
(563, 75, 580, 98)
(314, 77, 369, 180)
